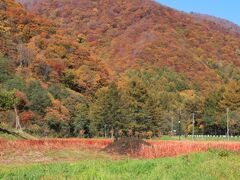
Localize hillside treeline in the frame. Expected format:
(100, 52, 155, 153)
(0, 0, 240, 138)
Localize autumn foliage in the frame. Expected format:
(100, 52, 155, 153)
(0, 0, 240, 138)
(22, 0, 240, 89)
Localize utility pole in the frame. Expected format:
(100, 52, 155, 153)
(192, 113, 195, 140)
(178, 108, 181, 140)
(227, 108, 230, 141)
(104, 124, 107, 138)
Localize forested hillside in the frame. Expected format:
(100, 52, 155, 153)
(22, 0, 240, 90)
(0, 0, 110, 136)
(191, 13, 240, 35)
(0, 0, 240, 138)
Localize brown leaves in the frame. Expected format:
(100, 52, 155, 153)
(45, 99, 70, 122)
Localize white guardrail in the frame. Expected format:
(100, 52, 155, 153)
(186, 135, 240, 139)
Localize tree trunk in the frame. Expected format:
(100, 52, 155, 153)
(114, 127, 119, 142)
(111, 127, 114, 139)
(14, 105, 21, 130)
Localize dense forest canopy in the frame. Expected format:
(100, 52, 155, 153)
(21, 0, 240, 90)
(0, 0, 239, 138)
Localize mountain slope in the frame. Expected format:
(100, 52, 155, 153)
(0, 0, 111, 136)
(1, 0, 110, 93)
(0, 0, 53, 59)
(191, 13, 240, 35)
(21, 0, 240, 89)
(1, 0, 240, 137)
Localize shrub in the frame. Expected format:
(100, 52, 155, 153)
(46, 115, 69, 137)
(3, 77, 26, 92)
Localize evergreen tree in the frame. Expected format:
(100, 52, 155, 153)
(0, 55, 13, 83)
(202, 89, 225, 135)
(123, 77, 149, 134)
(73, 103, 91, 137)
(26, 81, 52, 115)
(89, 82, 126, 139)
(220, 80, 240, 111)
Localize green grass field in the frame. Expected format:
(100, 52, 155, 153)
(1, 150, 240, 180)
(0, 131, 20, 140)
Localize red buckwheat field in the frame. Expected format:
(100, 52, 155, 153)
(1, 138, 240, 159)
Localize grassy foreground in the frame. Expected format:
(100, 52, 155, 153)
(0, 131, 19, 140)
(0, 150, 240, 180)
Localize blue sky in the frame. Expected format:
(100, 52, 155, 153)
(156, 0, 240, 25)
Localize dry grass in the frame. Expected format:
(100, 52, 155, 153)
(0, 139, 114, 164)
(138, 140, 240, 158)
(0, 138, 112, 151)
(1, 138, 240, 164)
